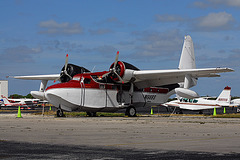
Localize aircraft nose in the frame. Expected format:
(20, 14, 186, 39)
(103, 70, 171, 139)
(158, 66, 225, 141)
(44, 89, 62, 108)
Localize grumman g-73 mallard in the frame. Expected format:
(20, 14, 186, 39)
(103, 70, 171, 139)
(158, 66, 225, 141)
(14, 35, 233, 117)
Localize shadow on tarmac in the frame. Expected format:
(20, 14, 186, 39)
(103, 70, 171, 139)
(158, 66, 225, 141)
(0, 140, 239, 160)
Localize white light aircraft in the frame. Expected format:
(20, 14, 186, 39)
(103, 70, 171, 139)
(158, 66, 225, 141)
(163, 86, 232, 113)
(231, 99, 240, 106)
(8, 98, 40, 105)
(14, 35, 233, 117)
(1, 95, 28, 107)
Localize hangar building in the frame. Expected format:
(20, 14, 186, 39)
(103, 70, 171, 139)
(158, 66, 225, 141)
(0, 80, 8, 97)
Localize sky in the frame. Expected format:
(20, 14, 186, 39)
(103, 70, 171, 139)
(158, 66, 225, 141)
(0, 0, 240, 97)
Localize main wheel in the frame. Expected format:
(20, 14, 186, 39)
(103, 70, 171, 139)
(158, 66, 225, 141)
(125, 106, 136, 117)
(57, 109, 64, 117)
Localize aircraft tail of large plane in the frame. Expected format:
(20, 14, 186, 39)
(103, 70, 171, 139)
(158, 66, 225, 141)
(216, 86, 231, 105)
(178, 35, 197, 89)
(178, 35, 196, 70)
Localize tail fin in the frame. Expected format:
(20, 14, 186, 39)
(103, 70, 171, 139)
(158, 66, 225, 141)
(216, 86, 231, 104)
(1, 95, 10, 105)
(178, 35, 196, 70)
(178, 35, 197, 88)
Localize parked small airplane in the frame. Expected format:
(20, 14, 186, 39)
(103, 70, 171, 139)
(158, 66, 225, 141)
(1, 95, 28, 107)
(162, 86, 232, 114)
(0, 95, 39, 109)
(8, 98, 40, 105)
(231, 99, 240, 106)
(14, 35, 233, 117)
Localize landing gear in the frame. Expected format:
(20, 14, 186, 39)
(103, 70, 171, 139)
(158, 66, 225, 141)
(86, 112, 97, 117)
(176, 110, 183, 114)
(125, 106, 136, 117)
(57, 108, 64, 117)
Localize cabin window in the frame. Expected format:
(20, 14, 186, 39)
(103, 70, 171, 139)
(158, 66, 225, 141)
(73, 77, 80, 81)
(193, 99, 198, 103)
(84, 78, 91, 84)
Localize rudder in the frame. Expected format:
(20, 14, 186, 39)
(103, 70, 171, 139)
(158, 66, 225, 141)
(178, 35, 197, 88)
(216, 86, 231, 104)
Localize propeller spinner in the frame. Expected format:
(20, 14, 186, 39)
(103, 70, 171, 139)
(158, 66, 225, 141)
(101, 51, 124, 84)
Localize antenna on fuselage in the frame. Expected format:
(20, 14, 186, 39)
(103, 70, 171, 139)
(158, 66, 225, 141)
(91, 66, 96, 73)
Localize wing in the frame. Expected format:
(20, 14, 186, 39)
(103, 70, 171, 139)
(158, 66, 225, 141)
(132, 68, 233, 88)
(14, 74, 60, 80)
(178, 104, 222, 110)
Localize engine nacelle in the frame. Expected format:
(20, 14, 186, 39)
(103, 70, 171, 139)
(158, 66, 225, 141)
(60, 64, 90, 83)
(109, 61, 139, 83)
(175, 88, 199, 99)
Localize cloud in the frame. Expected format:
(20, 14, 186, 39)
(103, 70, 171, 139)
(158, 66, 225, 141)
(0, 46, 42, 63)
(88, 29, 113, 35)
(95, 17, 124, 27)
(91, 45, 117, 55)
(131, 29, 183, 58)
(79, 45, 117, 57)
(193, 0, 240, 8)
(230, 48, 240, 53)
(155, 14, 185, 22)
(38, 20, 83, 36)
(44, 40, 83, 53)
(192, 12, 235, 31)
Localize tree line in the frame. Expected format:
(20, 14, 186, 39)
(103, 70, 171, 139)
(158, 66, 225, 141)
(9, 94, 34, 99)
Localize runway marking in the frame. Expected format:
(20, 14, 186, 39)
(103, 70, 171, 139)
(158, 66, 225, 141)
(105, 136, 240, 147)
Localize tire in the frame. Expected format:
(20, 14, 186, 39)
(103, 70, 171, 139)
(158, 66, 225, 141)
(57, 109, 64, 117)
(126, 106, 136, 117)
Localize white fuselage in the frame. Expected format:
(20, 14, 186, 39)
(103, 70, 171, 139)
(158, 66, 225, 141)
(44, 73, 174, 112)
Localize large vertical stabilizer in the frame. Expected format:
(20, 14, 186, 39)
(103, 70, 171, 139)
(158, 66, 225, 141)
(178, 35, 196, 70)
(178, 35, 197, 88)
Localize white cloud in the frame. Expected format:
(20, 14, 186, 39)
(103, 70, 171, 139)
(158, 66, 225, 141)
(131, 29, 183, 58)
(193, 0, 240, 8)
(193, 12, 235, 31)
(89, 29, 113, 35)
(38, 20, 83, 36)
(155, 14, 185, 22)
(0, 46, 42, 63)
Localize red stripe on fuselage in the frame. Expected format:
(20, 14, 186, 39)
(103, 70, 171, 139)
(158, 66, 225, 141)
(45, 72, 169, 94)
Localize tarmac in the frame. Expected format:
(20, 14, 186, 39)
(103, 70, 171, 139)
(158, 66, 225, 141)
(1, 113, 240, 159)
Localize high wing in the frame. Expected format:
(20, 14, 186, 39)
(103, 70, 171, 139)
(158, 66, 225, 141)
(14, 74, 60, 80)
(131, 68, 233, 89)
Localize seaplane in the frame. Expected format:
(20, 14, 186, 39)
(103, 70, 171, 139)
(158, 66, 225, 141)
(162, 86, 232, 114)
(14, 35, 234, 117)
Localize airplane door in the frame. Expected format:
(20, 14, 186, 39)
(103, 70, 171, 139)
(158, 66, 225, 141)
(80, 77, 85, 107)
(116, 85, 130, 105)
(99, 84, 107, 107)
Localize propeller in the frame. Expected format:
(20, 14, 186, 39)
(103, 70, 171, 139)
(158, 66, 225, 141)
(62, 54, 72, 80)
(54, 54, 72, 83)
(101, 51, 124, 84)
